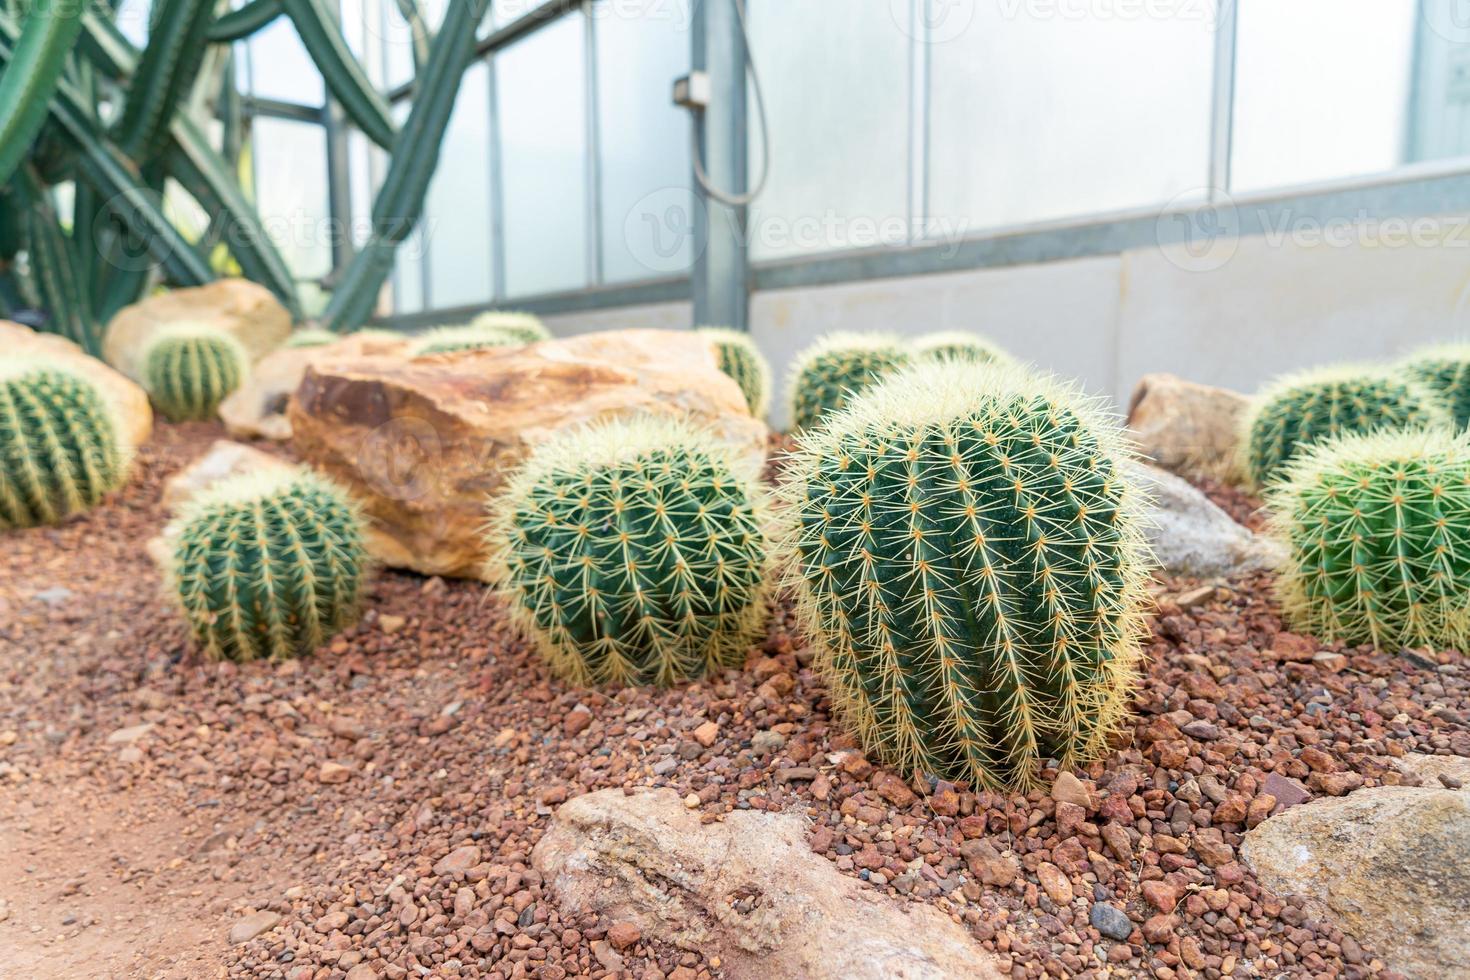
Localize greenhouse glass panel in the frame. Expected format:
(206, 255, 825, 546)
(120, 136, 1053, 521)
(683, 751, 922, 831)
(928, 0, 1214, 233)
(745, 0, 910, 261)
(425, 62, 495, 308)
(250, 118, 333, 281)
(498, 13, 590, 297)
(114, 0, 152, 46)
(595, 0, 694, 283)
(237, 16, 326, 107)
(1232, 0, 1418, 192)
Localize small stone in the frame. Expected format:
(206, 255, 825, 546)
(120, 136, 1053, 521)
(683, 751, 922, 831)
(692, 720, 719, 747)
(1246, 793, 1277, 828)
(345, 965, 379, 980)
(1056, 800, 1087, 838)
(1261, 772, 1310, 813)
(874, 772, 917, 808)
(750, 730, 785, 756)
(1142, 913, 1177, 944)
(434, 845, 482, 876)
(106, 723, 153, 745)
(960, 839, 1018, 887)
(565, 709, 593, 736)
(1272, 632, 1317, 662)
(591, 940, 625, 972)
(607, 920, 641, 950)
(1037, 862, 1075, 904)
(32, 586, 73, 607)
(1141, 880, 1180, 913)
(1051, 771, 1095, 809)
(1089, 902, 1133, 941)
(315, 911, 349, 933)
(1313, 651, 1348, 672)
(229, 910, 281, 944)
(1181, 720, 1221, 740)
(684, 793, 700, 809)
(319, 761, 353, 784)
(378, 614, 406, 634)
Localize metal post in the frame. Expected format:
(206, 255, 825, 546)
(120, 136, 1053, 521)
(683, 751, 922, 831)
(691, 0, 749, 329)
(1206, 0, 1238, 198)
(323, 101, 355, 275)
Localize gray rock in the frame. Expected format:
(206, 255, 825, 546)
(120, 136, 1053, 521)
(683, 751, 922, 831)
(535, 787, 1003, 980)
(32, 587, 73, 607)
(1089, 902, 1133, 941)
(229, 910, 281, 944)
(1242, 785, 1470, 977)
(1123, 460, 1282, 578)
(751, 730, 785, 756)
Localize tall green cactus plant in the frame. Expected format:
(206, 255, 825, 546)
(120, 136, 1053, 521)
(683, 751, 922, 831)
(781, 360, 1150, 790)
(169, 468, 367, 660)
(486, 415, 771, 687)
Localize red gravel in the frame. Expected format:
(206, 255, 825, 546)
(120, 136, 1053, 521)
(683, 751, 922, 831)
(2, 422, 1466, 979)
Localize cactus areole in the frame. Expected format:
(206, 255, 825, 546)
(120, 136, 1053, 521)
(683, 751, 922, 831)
(781, 361, 1151, 790)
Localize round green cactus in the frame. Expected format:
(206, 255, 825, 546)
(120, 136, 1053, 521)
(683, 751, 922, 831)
(1, 362, 128, 529)
(142, 326, 248, 422)
(697, 326, 770, 418)
(1400, 343, 1470, 429)
(1241, 365, 1446, 490)
(1267, 427, 1470, 651)
(283, 328, 340, 349)
(169, 468, 368, 661)
(412, 324, 525, 356)
(780, 359, 1150, 791)
(787, 332, 910, 431)
(470, 310, 550, 344)
(486, 415, 771, 687)
(915, 330, 1013, 366)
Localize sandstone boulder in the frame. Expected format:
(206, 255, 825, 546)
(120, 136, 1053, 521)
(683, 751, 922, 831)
(2, 320, 152, 451)
(288, 329, 768, 580)
(1124, 460, 1281, 578)
(1242, 785, 1470, 977)
(534, 788, 1001, 980)
(1127, 373, 1249, 482)
(103, 279, 291, 382)
(219, 333, 410, 441)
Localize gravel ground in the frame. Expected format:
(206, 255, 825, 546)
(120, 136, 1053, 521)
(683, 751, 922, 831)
(2, 422, 1468, 980)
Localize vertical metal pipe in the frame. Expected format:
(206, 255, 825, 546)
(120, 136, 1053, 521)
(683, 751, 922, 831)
(584, 2, 604, 286)
(1206, 0, 1238, 198)
(691, 0, 749, 329)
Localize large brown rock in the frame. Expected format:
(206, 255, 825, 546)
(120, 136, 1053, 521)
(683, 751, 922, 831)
(103, 279, 291, 382)
(219, 333, 410, 441)
(1126, 372, 1249, 482)
(534, 788, 1002, 980)
(1242, 785, 1470, 977)
(288, 329, 768, 580)
(2, 320, 152, 451)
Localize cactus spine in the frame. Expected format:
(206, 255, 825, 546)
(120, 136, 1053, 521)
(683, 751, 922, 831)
(1, 361, 128, 529)
(781, 360, 1150, 790)
(169, 469, 368, 661)
(1267, 427, 1470, 651)
(470, 310, 550, 344)
(915, 330, 1013, 366)
(1241, 365, 1446, 490)
(787, 332, 910, 431)
(143, 326, 248, 422)
(486, 415, 771, 687)
(1400, 343, 1470, 429)
(697, 326, 771, 418)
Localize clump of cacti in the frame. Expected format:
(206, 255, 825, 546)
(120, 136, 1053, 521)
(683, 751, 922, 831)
(470, 311, 550, 344)
(1, 361, 129, 529)
(780, 359, 1150, 790)
(787, 332, 910, 430)
(412, 324, 525, 356)
(486, 415, 770, 687)
(169, 469, 368, 661)
(915, 330, 1013, 366)
(697, 326, 770, 418)
(142, 326, 248, 422)
(1400, 343, 1470, 429)
(1267, 427, 1470, 651)
(1241, 365, 1446, 489)
(283, 328, 340, 349)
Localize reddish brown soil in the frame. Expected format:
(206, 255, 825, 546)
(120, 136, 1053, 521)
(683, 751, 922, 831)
(2, 423, 1465, 979)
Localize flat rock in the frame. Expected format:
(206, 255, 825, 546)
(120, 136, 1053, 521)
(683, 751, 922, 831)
(229, 910, 281, 944)
(105, 723, 153, 745)
(219, 333, 410, 441)
(1126, 372, 1248, 481)
(1124, 460, 1282, 578)
(1242, 785, 1470, 976)
(103, 278, 290, 382)
(2, 321, 153, 452)
(289, 329, 768, 580)
(533, 787, 1002, 980)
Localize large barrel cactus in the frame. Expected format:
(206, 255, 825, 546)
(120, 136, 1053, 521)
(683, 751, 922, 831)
(143, 327, 248, 422)
(1267, 427, 1470, 651)
(413, 324, 525, 356)
(781, 360, 1150, 790)
(1, 362, 128, 529)
(470, 310, 550, 344)
(915, 330, 1013, 366)
(486, 415, 770, 687)
(1241, 365, 1445, 489)
(1400, 344, 1470, 429)
(283, 328, 340, 349)
(169, 469, 368, 661)
(697, 326, 770, 418)
(787, 332, 910, 431)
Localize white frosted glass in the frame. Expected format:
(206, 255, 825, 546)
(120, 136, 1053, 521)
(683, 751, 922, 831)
(424, 62, 495, 308)
(251, 118, 332, 280)
(238, 18, 325, 107)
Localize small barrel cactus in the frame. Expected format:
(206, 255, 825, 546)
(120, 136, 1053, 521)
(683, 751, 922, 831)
(1, 361, 128, 529)
(486, 415, 771, 687)
(697, 325, 770, 418)
(915, 330, 1012, 365)
(143, 326, 248, 422)
(1400, 343, 1470, 429)
(169, 468, 368, 661)
(283, 328, 340, 349)
(1267, 427, 1470, 651)
(787, 332, 910, 431)
(780, 359, 1150, 790)
(1241, 365, 1446, 489)
(470, 310, 550, 344)
(413, 324, 525, 356)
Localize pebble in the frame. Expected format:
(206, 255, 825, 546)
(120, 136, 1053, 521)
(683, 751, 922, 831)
(229, 911, 281, 945)
(1089, 902, 1133, 941)
(607, 921, 641, 950)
